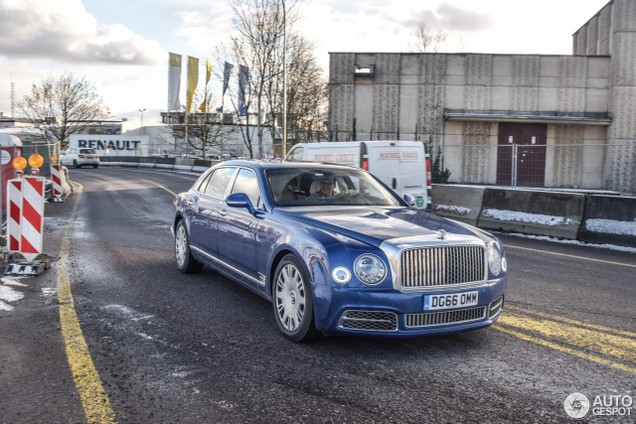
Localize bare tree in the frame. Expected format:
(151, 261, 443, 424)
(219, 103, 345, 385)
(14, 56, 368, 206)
(226, 0, 327, 158)
(410, 22, 447, 53)
(270, 33, 328, 146)
(17, 72, 110, 149)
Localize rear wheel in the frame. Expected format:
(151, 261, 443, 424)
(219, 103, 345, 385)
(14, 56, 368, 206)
(73, 160, 80, 169)
(175, 220, 203, 273)
(273, 254, 319, 342)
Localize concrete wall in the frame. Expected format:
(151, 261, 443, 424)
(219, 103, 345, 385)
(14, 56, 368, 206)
(432, 184, 635, 248)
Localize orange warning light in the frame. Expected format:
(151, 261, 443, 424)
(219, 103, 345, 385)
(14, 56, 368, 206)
(51, 154, 58, 162)
(28, 153, 44, 168)
(13, 156, 27, 170)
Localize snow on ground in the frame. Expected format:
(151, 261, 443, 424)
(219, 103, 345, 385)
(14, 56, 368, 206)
(434, 204, 472, 216)
(0, 278, 26, 311)
(481, 208, 578, 227)
(585, 218, 636, 236)
(501, 232, 636, 254)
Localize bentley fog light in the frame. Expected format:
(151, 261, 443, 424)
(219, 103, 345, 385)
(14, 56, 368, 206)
(354, 254, 386, 285)
(487, 241, 503, 277)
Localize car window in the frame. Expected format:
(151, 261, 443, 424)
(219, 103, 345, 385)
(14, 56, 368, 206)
(80, 149, 97, 154)
(230, 168, 261, 208)
(286, 146, 304, 162)
(267, 168, 403, 207)
(203, 167, 237, 199)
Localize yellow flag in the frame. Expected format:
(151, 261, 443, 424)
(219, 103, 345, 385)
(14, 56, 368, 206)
(199, 59, 212, 113)
(186, 56, 199, 113)
(204, 59, 212, 85)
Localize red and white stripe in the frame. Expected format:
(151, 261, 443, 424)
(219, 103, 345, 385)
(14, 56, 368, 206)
(19, 176, 45, 262)
(50, 163, 63, 198)
(6, 179, 22, 252)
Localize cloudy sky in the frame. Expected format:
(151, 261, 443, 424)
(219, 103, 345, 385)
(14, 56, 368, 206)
(0, 0, 610, 125)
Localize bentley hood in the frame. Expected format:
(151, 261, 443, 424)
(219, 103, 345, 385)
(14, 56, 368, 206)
(281, 207, 490, 246)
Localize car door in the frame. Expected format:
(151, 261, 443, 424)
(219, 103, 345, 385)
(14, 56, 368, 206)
(189, 167, 237, 259)
(216, 168, 263, 286)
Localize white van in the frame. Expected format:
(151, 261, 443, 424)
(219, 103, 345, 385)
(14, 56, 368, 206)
(285, 140, 432, 208)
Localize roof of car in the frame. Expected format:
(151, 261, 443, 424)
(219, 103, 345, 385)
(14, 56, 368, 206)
(219, 160, 355, 171)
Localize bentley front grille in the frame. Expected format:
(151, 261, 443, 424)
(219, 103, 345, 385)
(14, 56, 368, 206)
(405, 306, 487, 328)
(400, 245, 485, 289)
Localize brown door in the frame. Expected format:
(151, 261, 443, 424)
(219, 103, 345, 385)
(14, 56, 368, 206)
(497, 123, 546, 186)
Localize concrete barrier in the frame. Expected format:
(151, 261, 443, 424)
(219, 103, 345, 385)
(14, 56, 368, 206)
(432, 185, 484, 226)
(477, 189, 586, 239)
(579, 195, 636, 247)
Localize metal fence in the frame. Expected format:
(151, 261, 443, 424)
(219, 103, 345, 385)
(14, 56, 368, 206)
(436, 143, 634, 193)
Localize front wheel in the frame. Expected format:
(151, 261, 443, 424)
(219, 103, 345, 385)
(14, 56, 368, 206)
(273, 254, 319, 342)
(174, 220, 203, 273)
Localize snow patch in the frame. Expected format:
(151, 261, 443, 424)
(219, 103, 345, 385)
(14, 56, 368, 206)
(482, 208, 577, 227)
(585, 219, 636, 236)
(435, 204, 472, 216)
(1, 277, 27, 287)
(0, 284, 24, 307)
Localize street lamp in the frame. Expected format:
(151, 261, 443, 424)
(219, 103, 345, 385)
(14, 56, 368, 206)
(138, 108, 146, 136)
(282, 0, 287, 158)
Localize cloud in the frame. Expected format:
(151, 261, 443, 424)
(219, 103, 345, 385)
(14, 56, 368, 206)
(0, 0, 163, 65)
(402, 3, 493, 32)
(435, 3, 493, 31)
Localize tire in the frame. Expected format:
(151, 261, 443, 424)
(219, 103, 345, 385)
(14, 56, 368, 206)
(273, 254, 319, 342)
(73, 160, 80, 169)
(93, 164, 99, 168)
(174, 220, 203, 274)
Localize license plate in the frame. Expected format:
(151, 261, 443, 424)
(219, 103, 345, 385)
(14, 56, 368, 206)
(424, 291, 479, 311)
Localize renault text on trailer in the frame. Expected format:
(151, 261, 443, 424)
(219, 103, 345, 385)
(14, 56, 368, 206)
(285, 140, 432, 209)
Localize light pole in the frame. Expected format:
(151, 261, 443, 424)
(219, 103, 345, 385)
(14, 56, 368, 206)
(282, 0, 287, 158)
(138, 108, 146, 136)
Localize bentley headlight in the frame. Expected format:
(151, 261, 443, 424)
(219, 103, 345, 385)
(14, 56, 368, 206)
(354, 254, 386, 285)
(487, 241, 504, 277)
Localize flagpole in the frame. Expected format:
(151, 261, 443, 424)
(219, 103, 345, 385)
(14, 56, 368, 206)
(282, 0, 287, 158)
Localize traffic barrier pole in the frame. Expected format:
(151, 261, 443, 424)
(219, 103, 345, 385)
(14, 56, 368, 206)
(7, 179, 22, 252)
(50, 163, 64, 201)
(19, 176, 45, 262)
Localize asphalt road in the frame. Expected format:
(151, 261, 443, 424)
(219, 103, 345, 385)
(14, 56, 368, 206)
(1, 167, 634, 423)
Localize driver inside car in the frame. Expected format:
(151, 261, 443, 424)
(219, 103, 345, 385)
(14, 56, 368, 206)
(310, 174, 337, 199)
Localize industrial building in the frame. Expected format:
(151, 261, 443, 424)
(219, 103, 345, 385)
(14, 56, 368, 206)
(328, 0, 635, 194)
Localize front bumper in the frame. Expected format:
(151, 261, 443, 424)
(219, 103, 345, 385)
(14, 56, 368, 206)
(315, 277, 506, 337)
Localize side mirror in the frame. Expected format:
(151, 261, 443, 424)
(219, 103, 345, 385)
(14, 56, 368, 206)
(225, 192, 256, 215)
(403, 194, 416, 206)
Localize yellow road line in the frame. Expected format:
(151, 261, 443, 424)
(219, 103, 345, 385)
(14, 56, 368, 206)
(139, 178, 177, 196)
(498, 314, 636, 363)
(495, 305, 636, 375)
(495, 325, 636, 374)
(58, 182, 117, 423)
(506, 304, 636, 339)
(505, 244, 636, 268)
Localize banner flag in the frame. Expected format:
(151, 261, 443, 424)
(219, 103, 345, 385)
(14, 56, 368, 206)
(168, 52, 182, 111)
(238, 65, 249, 117)
(204, 59, 212, 85)
(186, 56, 199, 113)
(199, 59, 212, 113)
(222, 62, 233, 97)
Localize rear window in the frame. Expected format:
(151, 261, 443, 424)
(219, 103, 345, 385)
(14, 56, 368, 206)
(80, 149, 97, 154)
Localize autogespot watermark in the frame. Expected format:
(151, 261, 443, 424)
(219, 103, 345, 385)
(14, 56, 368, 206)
(564, 392, 633, 419)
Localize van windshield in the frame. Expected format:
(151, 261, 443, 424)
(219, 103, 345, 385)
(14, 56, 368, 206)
(267, 167, 403, 207)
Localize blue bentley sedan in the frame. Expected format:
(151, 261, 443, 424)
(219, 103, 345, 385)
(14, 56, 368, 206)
(173, 161, 507, 342)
